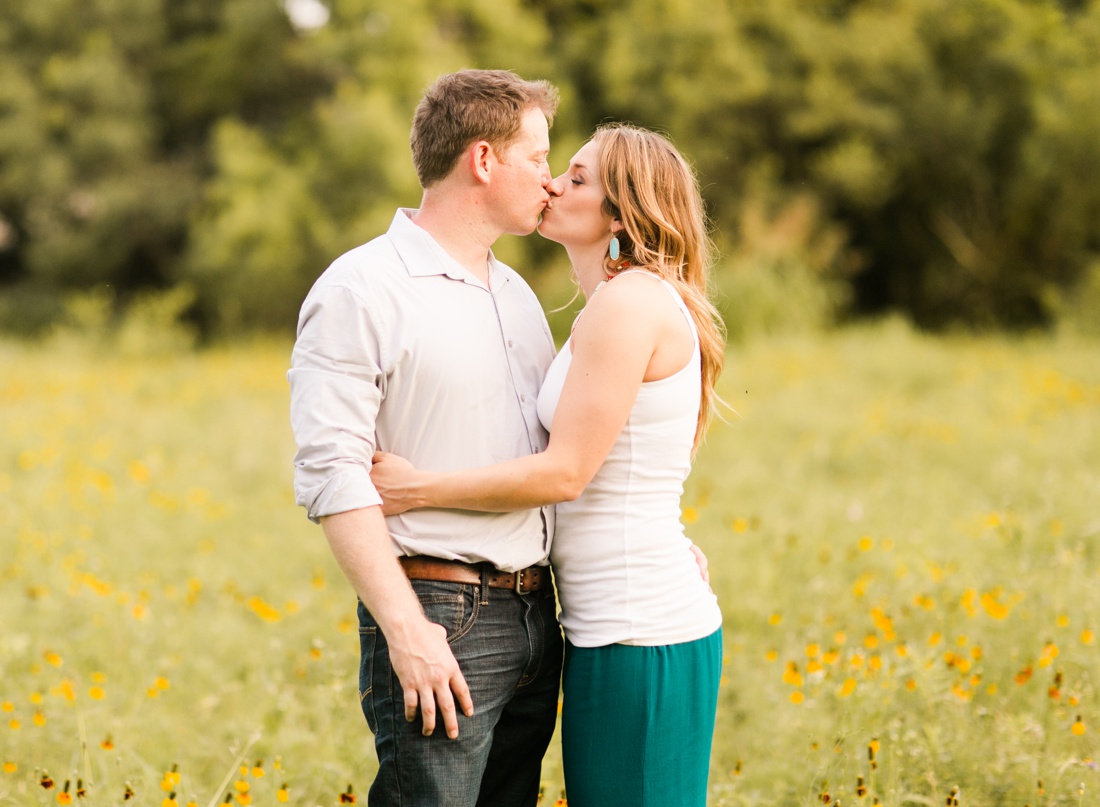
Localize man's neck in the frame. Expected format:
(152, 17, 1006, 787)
(411, 192, 497, 284)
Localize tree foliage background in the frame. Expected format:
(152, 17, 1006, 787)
(1, 0, 1098, 338)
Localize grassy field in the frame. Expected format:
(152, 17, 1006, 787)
(2, 320, 1099, 806)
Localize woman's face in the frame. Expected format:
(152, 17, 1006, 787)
(538, 139, 616, 249)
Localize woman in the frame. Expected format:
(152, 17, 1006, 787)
(372, 123, 726, 806)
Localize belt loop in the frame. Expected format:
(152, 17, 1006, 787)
(478, 563, 490, 606)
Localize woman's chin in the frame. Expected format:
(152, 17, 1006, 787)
(536, 221, 561, 243)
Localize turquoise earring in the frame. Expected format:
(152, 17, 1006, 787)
(609, 235, 620, 261)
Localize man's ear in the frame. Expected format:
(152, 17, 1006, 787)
(469, 141, 494, 184)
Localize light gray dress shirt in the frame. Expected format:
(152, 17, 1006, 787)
(289, 209, 556, 571)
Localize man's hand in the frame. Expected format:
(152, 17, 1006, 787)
(388, 616, 474, 738)
(689, 542, 710, 586)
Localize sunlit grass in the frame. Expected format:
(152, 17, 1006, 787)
(2, 319, 1099, 805)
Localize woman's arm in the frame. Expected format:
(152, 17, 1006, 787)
(371, 275, 682, 513)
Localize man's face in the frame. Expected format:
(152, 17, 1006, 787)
(490, 107, 553, 236)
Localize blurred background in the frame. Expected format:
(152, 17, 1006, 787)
(1, 0, 1099, 344)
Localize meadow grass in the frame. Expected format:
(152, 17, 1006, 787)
(1, 320, 1098, 806)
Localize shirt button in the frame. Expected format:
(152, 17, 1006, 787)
(507, 339, 514, 348)
(520, 394, 527, 402)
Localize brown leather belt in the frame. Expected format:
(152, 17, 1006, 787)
(399, 556, 547, 594)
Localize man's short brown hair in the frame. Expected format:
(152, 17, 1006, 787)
(410, 69, 559, 188)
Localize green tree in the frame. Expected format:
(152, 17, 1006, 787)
(181, 0, 558, 333)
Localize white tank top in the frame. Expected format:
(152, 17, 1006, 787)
(538, 272, 722, 647)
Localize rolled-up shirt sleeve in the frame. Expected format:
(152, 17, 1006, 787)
(289, 283, 386, 523)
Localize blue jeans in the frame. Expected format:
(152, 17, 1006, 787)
(357, 579, 563, 807)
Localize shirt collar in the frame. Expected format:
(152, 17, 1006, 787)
(388, 208, 508, 288)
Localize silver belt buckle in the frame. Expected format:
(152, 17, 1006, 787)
(514, 569, 526, 594)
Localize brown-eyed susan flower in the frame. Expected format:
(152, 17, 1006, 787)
(247, 596, 281, 622)
(251, 760, 264, 778)
(2, 762, 16, 774)
(782, 662, 803, 687)
(163, 792, 178, 807)
(234, 781, 249, 794)
(123, 783, 135, 800)
(76, 780, 85, 798)
(1016, 666, 1033, 686)
(856, 775, 867, 797)
(44, 651, 63, 667)
(1072, 716, 1087, 736)
(789, 691, 805, 704)
(980, 590, 1010, 620)
(33, 711, 45, 726)
(339, 784, 357, 804)
(41, 772, 55, 789)
(277, 785, 289, 803)
(839, 678, 857, 697)
(1083, 629, 1096, 645)
(57, 781, 72, 805)
(54, 681, 76, 702)
(1039, 641, 1059, 667)
(100, 735, 114, 751)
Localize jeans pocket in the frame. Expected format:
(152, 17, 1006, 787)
(412, 581, 480, 644)
(358, 616, 378, 733)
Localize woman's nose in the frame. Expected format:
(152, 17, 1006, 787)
(545, 174, 565, 197)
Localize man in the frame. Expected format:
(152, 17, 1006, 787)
(288, 70, 562, 807)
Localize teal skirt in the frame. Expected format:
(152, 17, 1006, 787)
(560, 627, 723, 807)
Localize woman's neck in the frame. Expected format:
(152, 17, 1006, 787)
(567, 246, 611, 300)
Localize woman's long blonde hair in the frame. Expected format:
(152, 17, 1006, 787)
(594, 123, 726, 451)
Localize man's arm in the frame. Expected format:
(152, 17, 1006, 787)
(320, 507, 473, 738)
(290, 284, 472, 738)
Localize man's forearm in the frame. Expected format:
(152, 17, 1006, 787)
(320, 506, 423, 633)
